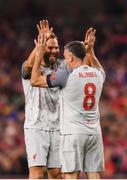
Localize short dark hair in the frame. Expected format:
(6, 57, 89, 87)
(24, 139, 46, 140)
(64, 41, 85, 60)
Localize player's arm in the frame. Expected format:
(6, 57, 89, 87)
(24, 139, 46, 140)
(31, 65, 70, 88)
(84, 28, 105, 72)
(22, 48, 36, 78)
(30, 34, 48, 87)
(30, 55, 48, 87)
(22, 20, 53, 79)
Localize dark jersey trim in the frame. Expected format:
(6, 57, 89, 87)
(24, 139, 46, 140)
(46, 74, 52, 88)
(21, 62, 31, 80)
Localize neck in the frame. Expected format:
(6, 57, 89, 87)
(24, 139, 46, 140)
(72, 58, 83, 69)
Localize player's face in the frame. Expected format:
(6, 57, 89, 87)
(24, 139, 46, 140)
(64, 49, 73, 68)
(44, 38, 59, 65)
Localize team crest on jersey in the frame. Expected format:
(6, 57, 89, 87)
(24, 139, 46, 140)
(33, 154, 37, 160)
(50, 72, 57, 80)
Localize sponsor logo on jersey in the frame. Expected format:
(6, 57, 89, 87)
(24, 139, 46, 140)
(33, 154, 37, 160)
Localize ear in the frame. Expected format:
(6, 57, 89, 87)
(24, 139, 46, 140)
(69, 52, 73, 63)
(71, 55, 74, 63)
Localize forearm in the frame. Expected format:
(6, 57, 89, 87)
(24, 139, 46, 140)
(83, 48, 95, 66)
(83, 54, 91, 66)
(24, 47, 36, 73)
(31, 53, 42, 84)
(30, 54, 48, 87)
(86, 48, 104, 71)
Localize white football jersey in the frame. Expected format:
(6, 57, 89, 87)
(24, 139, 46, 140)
(48, 65, 105, 134)
(21, 60, 66, 130)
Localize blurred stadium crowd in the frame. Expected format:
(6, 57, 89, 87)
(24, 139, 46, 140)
(0, 0, 127, 178)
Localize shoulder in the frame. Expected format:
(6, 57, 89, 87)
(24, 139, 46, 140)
(95, 67, 105, 75)
(92, 67, 106, 82)
(57, 59, 67, 69)
(21, 61, 31, 79)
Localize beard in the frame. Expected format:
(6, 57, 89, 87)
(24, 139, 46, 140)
(43, 52, 59, 67)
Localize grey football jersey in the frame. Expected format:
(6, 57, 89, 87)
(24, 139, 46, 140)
(47, 65, 105, 134)
(21, 59, 66, 130)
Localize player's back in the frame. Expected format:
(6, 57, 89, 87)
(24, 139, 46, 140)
(60, 65, 105, 135)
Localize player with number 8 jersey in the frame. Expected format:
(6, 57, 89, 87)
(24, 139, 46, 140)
(58, 65, 105, 135)
(47, 41, 105, 178)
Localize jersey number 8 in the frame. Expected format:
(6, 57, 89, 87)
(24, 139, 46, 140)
(83, 83, 96, 110)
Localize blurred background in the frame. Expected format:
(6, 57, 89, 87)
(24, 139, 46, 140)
(0, 0, 127, 178)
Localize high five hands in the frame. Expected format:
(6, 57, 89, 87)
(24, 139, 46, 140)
(34, 20, 53, 57)
(37, 20, 54, 40)
(84, 27, 96, 53)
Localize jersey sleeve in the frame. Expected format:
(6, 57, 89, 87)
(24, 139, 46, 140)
(46, 68, 72, 88)
(97, 68, 106, 82)
(21, 61, 31, 79)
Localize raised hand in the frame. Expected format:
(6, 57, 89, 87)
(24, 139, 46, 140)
(84, 27, 96, 53)
(34, 34, 46, 57)
(37, 20, 54, 39)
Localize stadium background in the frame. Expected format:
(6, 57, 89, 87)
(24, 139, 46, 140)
(0, 0, 127, 178)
